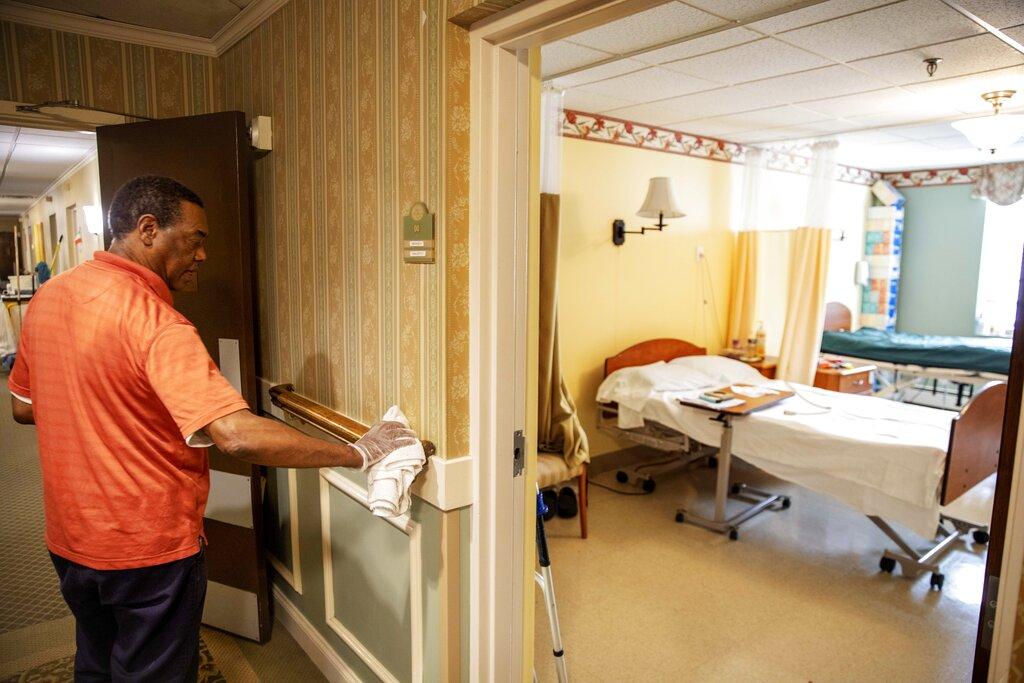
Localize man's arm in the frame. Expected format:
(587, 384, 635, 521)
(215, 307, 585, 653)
(204, 409, 416, 470)
(11, 395, 33, 425)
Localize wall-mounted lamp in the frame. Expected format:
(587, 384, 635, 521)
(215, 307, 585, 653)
(612, 176, 685, 246)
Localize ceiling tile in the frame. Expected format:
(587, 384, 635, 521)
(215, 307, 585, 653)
(566, 2, 728, 54)
(548, 58, 650, 88)
(729, 128, 807, 143)
(16, 133, 95, 150)
(711, 105, 830, 129)
(682, 0, 806, 22)
(662, 37, 831, 84)
(800, 87, 930, 117)
(903, 64, 1024, 113)
(633, 27, 760, 65)
(737, 65, 888, 107)
(562, 89, 634, 114)
(749, 0, 894, 34)
(1006, 25, 1024, 42)
(668, 118, 759, 137)
(923, 135, 973, 149)
(577, 66, 720, 101)
(541, 41, 615, 77)
(603, 101, 709, 126)
(778, 0, 985, 63)
(850, 34, 1024, 87)
(840, 129, 918, 145)
(955, 0, 1024, 29)
(887, 121, 963, 140)
(650, 87, 776, 120)
(848, 109, 950, 127)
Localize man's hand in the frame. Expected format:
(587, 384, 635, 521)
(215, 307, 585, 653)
(351, 421, 418, 470)
(10, 395, 34, 425)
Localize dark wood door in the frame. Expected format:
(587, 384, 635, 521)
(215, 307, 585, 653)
(97, 111, 269, 642)
(972, 245, 1024, 679)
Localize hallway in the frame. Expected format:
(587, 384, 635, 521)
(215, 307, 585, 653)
(0, 377, 325, 682)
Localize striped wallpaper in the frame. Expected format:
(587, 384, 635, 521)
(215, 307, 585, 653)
(0, 21, 217, 118)
(219, 0, 470, 457)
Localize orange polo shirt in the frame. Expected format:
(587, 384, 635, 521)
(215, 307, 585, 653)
(8, 251, 250, 570)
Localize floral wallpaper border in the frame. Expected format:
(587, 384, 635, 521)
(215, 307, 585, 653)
(880, 167, 981, 188)
(561, 109, 880, 186)
(562, 109, 986, 190)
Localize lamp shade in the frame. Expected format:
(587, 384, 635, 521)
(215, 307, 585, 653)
(636, 176, 685, 219)
(951, 113, 1024, 152)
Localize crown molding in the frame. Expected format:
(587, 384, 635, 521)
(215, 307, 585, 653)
(0, 0, 290, 58)
(0, 1, 217, 56)
(212, 0, 290, 55)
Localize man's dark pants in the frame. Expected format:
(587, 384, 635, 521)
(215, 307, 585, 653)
(50, 542, 207, 682)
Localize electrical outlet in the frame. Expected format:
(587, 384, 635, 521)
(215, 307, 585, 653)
(695, 245, 704, 261)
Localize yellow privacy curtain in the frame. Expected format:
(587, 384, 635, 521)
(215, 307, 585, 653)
(538, 193, 589, 467)
(777, 227, 831, 384)
(727, 230, 759, 345)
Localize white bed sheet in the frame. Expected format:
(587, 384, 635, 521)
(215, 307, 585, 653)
(602, 379, 954, 538)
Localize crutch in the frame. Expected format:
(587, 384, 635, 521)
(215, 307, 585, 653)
(535, 486, 568, 683)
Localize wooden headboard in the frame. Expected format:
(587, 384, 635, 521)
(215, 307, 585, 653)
(824, 301, 853, 332)
(604, 339, 707, 377)
(942, 381, 1007, 506)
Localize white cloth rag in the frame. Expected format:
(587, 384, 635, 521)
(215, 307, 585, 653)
(366, 405, 426, 518)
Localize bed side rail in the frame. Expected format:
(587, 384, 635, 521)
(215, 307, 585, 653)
(941, 381, 1007, 506)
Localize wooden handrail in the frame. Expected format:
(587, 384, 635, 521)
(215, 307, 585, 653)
(268, 384, 436, 457)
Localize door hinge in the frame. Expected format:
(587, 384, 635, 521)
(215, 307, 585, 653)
(513, 430, 525, 477)
(981, 574, 999, 649)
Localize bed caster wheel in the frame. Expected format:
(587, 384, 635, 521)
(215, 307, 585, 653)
(641, 478, 656, 493)
(781, 497, 791, 509)
(879, 557, 896, 574)
(707, 456, 718, 469)
(728, 528, 739, 541)
(730, 484, 741, 495)
(973, 530, 990, 545)
(615, 471, 629, 484)
(930, 572, 945, 590)
(675, 512, 685, 524)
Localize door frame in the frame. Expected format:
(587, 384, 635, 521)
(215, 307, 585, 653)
(467, 2, 678, 680)
(467, 2, 1024, 681)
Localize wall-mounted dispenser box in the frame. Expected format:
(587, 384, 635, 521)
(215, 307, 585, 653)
(403, 202, 435, 264)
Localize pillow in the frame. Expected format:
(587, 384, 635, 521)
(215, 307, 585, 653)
(596, 361, 716, 410)
(668, 355, 767, 386)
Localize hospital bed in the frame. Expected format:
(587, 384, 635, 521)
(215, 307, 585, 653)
(820, 302, 1010, 402)
(596, 338, 1005, 588)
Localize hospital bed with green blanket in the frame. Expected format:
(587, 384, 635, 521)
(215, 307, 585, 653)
(820, 302, 1010, 401)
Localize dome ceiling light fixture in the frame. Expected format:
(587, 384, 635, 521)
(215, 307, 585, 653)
(951, 90, 1024, 153)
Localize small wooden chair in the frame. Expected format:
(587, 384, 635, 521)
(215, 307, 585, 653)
(536, 454, 589, 539)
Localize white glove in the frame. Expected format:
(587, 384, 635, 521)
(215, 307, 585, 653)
(352, 420, 418, 470)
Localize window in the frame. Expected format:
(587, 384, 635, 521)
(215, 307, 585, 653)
(975, 200, 1024, 337)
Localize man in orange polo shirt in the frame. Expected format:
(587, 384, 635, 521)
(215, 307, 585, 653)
(9, 175, 415, 682)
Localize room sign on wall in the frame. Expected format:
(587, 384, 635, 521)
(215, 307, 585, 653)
(403, 202, 435, 264)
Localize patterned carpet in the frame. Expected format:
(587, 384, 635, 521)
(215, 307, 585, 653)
(0, 377, 324, 682)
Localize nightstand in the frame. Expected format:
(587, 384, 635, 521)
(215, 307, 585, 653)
(720, 353, 777, 379)
(814, 363, 875, 394)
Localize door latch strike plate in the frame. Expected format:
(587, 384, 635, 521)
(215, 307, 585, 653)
(981, 574, 999, 650)
(513, 430, 525, 477)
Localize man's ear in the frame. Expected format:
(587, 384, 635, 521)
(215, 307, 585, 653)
(137, 214, 159, 246)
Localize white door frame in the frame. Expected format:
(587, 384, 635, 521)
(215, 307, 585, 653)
(467, 2, 1024, 681)
(467, 2, 665, 680)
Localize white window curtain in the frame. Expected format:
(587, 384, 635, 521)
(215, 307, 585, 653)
(539, 88, 563, 195)
(805, 140, 839, 228)
(974, 162, 1024, 206)
(728, 140, 836, 383)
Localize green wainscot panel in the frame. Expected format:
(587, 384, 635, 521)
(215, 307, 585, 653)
(264, 467, 293, 572)
(327, 485, 414, 680)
